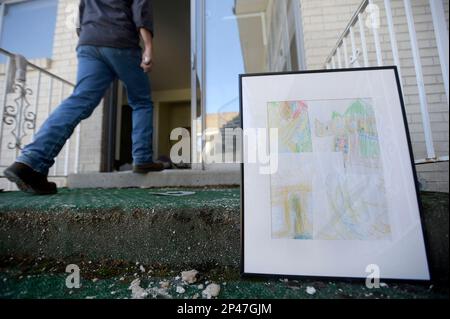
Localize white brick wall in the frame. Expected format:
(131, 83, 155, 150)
(50, 0, 103, 175)
(300, 0, 449, 192)
(301, 0, 362, 69)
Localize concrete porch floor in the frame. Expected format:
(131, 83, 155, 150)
(0, 188, 448, 299)
(1, 258, 447, 299)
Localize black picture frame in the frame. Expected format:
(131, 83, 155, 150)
(239, 66, 432, 284)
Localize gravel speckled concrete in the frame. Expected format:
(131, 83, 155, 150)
(419, 192, 449, 282)
(0, 188, 240, 269)
(0, 188, 448, 282)
(0, 259, 448, 299)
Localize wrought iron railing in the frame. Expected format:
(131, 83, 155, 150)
(0, 47, 80, 182)
(324, 0, 449, 165)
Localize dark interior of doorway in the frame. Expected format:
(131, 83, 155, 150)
(100, 0, 191, 173)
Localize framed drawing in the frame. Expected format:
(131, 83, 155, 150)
(240, 67, 430, 281)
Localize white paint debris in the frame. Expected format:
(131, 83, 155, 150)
(128, 279, 148, 299)
(92, 278, 99, 283)
(139, 265, 146, 273)
(175, 276, 181, 281)
(176, 286, 186, 294)
(119, 277, 125, 281)
(192, 293, 200, 299)
(197, 284, 204, 290)
(181, 270, 199, 284)
(202, 283, 221, 299)
(160, 281, 170, 289)
(306, 286, 317, 295)
(146, 287, 172, 299)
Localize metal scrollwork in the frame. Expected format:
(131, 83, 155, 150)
(2, 81, 36, 150)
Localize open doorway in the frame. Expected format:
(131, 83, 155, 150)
(157, 101, 191, 159)
(103, 0, 191, 172)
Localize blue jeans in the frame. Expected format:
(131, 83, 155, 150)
(16, 45, 154, 175)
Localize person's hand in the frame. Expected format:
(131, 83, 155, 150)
(141, 47, 153, 73)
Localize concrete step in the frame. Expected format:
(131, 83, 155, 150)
(0, 188, 448, 282)
(0, 188, 240, 269)
(68, 169, 241, 189)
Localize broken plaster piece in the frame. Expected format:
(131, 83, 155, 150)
(181, 270, 199, 284)
(202, 283, 221, 299)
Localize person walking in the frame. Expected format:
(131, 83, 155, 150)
(4, 0, 164, 195)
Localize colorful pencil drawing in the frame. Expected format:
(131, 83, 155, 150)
(268, 101, 313, 153)
(315, 173, 391, 240)
(270, 154, 313, 240)
(314, 99, 381, 170)
(311, 99, 390, 240)
(271, 184, 313, 239)
(268, 98, 391, 241)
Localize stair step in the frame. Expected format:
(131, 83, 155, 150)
(68, 170, 241, 189)
(0, 189, 448, 282)
(0, 188, 240, 269)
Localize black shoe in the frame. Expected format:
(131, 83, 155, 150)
(133, 162, 165, 174)
(4, 162, 57, 195)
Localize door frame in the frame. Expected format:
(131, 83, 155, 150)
(100, 80, 119, 172)
(189, 0, 307, 171)
(190, 0, 206, 170)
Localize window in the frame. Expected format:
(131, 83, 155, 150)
(0, 0, 58, 60)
